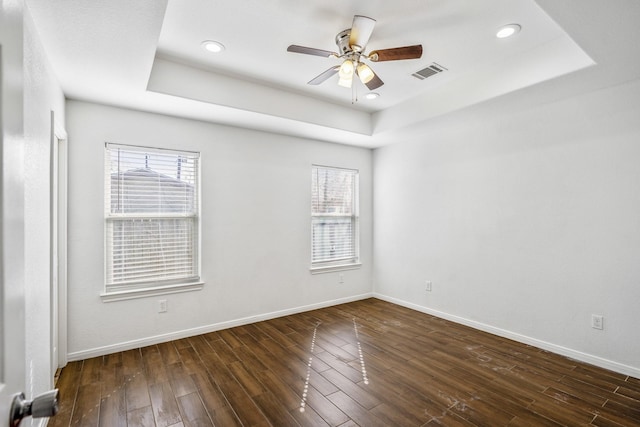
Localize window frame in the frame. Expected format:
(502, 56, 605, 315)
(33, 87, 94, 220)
(310, 165, 361, 273)
(101, 143, 203, 302)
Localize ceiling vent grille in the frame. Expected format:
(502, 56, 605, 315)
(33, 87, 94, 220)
(412, 63, 447, 80)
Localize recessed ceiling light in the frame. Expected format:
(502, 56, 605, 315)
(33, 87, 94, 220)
(496, 24, 521, 39)
(201, 40, 225, 53)
(365, 92, 380, 100)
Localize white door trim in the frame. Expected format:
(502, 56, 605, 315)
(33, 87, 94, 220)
(51, 112, 68, 372)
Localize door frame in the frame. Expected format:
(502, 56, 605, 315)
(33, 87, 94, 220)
(51, 112, 68, 375)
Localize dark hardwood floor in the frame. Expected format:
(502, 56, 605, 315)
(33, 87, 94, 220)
(49, 298, 640, 426)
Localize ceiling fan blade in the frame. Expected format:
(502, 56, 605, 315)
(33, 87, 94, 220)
(369, 45, 423, 62)
(308, 66, 340, 85)
(287, 45, 337, 58)
(349, 15, 376, 51)
(365, 74, 384, 90)
(364, 72, 384, 90)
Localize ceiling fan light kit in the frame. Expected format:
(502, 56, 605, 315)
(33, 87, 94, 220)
(338, 60, 355, 87)
(356, 62, 375, 84)
(287, 15, 423, 95)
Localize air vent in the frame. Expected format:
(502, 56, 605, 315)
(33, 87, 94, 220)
(412, 63, 447, 80)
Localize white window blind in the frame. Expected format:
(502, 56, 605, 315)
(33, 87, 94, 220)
(311, 165, 359, 266)
(105, 143, 200, 293)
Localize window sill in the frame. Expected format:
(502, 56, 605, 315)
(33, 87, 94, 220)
(310, 263, 361, 274)
(100, 281, 204, 302)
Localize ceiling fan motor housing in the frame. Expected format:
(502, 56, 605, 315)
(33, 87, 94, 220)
(335, 29, 352, 55)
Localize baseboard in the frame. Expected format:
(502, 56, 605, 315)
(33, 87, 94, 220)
(67, 293, 373, 361)
(373, 293, 640, 379)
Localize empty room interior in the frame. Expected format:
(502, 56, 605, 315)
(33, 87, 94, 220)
(2, 0, 640, 426)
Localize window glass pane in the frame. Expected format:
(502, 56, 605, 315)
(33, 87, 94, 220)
(106, 217, 198, 288)
(108, 149, 197, 215)
(312, 167, 355, 215)
(311, 165, 358, 266)
(105, 144, 200, 292)
(312, 217, 355, 263)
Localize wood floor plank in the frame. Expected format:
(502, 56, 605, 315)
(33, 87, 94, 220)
(527, 392, 598, 425)
(602, 399, 640, 424)
(255, 369, 301, 411)
(143, 345, 170, 386)
(257, 321, 299, 348)
(304, 384, 350, 426)
(79, 356, 102, 385)
(326, 391, 387, 427)
(259, 338, 309, 379)
(227, 360, 267, 397)
(267, 315, 297, 336)
(590, 415, 629, 427)
(176, 392, 213, 427)
(125, 372, 151, 412)
(308, 369, 340, 397)
(157, 341, 181, 365)
(232, 344, 269, 373)
(218, 328, 244, 349)
(191, 373, 242, 427)
(315, 350, 364, 383)
(286, 332, 329, 372)
(289, 402, 330, 427)
(173, 338, 193, 349)
(121, 348, 144, 376)
(103, 351, 123, 367)
(507, 409, 564, 427)
(52, 298, 640, 427)
(252, 391, 300, 427)
(359, 362, 445, 424)
(99, 388, 127, 427)
(127, 406, 156, 427)
(214, 376, 271, 427)
(320, 368, 380, 410)
(200, 351, 238, 387)
(149, 381, 182, 427)
(206, 336, 239, 365)
(187, 335, 215, 356)
(238, 322, 273, 342)
(166, 362, 197, 397)
(626, 376, 640, 389)
(100, 361, 124, 396)
(177, 346, 208, 377)
(70, 382, 101, 426)
(371, 402, 426, 426)
(615, 384, 640, 402)
(425, 411, 477, 426)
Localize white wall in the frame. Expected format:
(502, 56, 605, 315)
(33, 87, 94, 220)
(22, 2, 65, 415)
(373, 77, 640, 376)
(65, 100, 373, 358)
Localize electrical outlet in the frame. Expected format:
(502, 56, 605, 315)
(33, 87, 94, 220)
(425, 281, 432, 292)
(158, 299, 168, 313)
(591, 314, 603, 330)
(339, 273, 344, 284)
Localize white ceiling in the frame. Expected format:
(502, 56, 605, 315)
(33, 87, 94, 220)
(25, 0, 640, 148)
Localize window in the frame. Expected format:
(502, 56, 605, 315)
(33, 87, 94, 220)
(311, 165, 359, 271)
(104, 143, 201, 299)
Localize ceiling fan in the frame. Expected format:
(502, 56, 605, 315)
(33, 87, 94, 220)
(287, 15, 423, 91)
